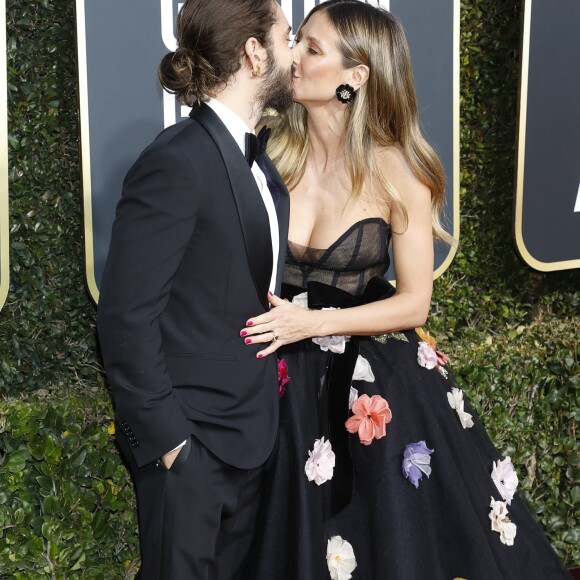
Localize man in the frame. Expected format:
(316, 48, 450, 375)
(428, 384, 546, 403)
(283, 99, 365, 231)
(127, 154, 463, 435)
(96, 1, 293, 577)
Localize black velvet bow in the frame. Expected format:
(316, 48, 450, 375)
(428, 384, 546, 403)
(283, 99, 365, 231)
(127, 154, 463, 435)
(245, 125, 271, 167)
(282, 277, 395, 515)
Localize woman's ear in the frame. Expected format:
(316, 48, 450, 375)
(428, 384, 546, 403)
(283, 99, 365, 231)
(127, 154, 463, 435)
(349, 64, 370, 90)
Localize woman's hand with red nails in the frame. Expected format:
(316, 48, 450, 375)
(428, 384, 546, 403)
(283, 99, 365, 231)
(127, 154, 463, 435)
(240, 293, 324, 357)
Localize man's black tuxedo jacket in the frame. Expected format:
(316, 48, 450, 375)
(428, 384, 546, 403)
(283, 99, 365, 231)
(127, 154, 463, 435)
(97, 104, 290, 470)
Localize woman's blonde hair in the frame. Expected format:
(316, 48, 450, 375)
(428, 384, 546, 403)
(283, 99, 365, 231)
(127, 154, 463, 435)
(267, 0, 450, 242)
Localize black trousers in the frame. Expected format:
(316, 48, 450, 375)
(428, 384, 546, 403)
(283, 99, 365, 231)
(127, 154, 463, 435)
(120, 435, 264, 580)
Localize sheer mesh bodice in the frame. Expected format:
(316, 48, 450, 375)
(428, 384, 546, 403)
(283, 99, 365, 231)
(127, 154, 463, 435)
(283, 217, 391, 296)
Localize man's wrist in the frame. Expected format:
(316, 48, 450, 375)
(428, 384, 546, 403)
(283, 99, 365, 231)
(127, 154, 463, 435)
(166, 440, 187, 455)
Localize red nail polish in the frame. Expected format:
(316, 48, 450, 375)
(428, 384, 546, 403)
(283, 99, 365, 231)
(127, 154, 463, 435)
(257, 353, 263, 359)
(240, 331, 247, 337)
(245, 338, 252, 344)
(247, 321, 253, 327)
(268, 291, 273, 296)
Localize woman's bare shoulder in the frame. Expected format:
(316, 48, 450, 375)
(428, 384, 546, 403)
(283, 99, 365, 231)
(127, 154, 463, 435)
(376, 144, 431, 202)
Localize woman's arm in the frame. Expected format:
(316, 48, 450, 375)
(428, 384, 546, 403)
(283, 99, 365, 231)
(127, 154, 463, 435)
(241, 147, 436, 357)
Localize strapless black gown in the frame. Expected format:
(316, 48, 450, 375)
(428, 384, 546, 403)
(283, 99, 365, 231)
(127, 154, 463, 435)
(252, 218, 570, 580)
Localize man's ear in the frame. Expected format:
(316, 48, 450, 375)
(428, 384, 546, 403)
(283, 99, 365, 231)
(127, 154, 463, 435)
(244, 37, 267, 76)
(348, 64, 370, 91)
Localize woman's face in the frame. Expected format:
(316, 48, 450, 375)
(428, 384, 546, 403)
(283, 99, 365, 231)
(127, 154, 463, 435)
(291, 11, 347, 105)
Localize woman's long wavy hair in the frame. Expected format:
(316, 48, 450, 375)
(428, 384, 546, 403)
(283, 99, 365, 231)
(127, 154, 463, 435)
(267, 0, 450, 242)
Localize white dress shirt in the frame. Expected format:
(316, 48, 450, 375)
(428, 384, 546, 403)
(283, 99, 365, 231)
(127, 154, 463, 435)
(206, 98, 279, 295)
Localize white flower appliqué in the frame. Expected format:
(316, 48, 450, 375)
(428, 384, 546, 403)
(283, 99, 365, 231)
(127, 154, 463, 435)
(446, 387, 474, 429)
(290, 295, 350, 353)
(326, 535, 357, 580)
(489, 497, 517, 546)
(311, 307, 351, 353)
(313, 333, 350, 354)
(304, 437, 335, 486)
(352, 355, 375, 382)
(348, 387, 359, 410)
(291, 291, 309, 310)
(491, 457, 519, 504)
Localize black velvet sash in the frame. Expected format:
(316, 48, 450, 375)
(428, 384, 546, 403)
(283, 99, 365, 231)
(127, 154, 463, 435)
(282, 277, 395, 514)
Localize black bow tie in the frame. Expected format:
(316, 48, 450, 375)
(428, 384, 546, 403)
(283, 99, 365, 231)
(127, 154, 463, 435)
(245, 125, 271, 167)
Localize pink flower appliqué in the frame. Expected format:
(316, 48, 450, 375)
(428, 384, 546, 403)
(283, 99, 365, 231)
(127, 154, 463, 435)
(345, 394, 392, 445)
(417, 341, 438, 370)
(278, 358, 290, 398)
(416, 328, 451, 378)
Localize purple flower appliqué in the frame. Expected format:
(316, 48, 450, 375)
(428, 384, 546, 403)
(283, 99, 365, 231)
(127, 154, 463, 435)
(402, 441, 434, 488)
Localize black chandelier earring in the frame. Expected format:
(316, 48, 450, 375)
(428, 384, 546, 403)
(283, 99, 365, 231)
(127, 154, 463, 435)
(335, 83, 356, 104)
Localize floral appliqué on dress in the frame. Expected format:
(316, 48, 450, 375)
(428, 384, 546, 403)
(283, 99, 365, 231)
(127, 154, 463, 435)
(402, 441, 434, 488)
(277, 358, 290, 398)
(447, 387, 474, 429)
(327, 536, 357, 580)
(489, 497, 517, 546)
(345, 394, 392, 445)
(491, 457, 519, 504)
(304, 437, 335, 485)
(416, 327, 450, 378)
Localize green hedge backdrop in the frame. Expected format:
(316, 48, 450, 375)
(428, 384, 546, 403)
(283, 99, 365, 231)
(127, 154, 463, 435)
(0, 0, 578, 577)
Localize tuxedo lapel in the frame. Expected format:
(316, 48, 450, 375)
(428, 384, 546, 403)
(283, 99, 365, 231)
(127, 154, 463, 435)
(260, 155, 290, 296)
(193, 104, 273, 309)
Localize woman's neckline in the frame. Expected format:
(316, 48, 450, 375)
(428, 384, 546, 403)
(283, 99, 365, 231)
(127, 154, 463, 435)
(288, 217, 390, 254)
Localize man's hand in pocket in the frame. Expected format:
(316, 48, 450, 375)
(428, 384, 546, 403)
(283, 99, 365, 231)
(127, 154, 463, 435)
(161, 444, 184, 470)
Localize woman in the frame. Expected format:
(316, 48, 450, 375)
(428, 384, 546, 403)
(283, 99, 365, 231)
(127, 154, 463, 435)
(241, 1, 570, 578)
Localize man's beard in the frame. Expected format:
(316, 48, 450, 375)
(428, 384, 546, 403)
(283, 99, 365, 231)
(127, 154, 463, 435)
(256, 48, 294, 114)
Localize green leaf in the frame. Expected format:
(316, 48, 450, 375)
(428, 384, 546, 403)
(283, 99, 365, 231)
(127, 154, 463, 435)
(70, 552, 86, 571)
(41, 521, 59, 542)
(25, 536, 44, 557)
(13, 508, 25, 525)
(35, 476, 54, 492)
(70, 447, 88, 469)
(6, 448, 30, 473)
(42, 495, 60, 514)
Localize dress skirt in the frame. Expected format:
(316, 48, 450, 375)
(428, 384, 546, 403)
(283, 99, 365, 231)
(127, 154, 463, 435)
(252, 328, 570, 580)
